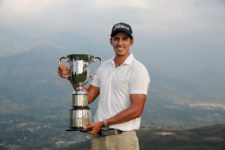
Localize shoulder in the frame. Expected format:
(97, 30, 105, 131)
(100, 59, 112, 67)
(131, 58, 149, 74)
(96, 58, 112, 71)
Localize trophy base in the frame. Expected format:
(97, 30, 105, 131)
(66, 127, 91, 132)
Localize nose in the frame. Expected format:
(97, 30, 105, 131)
(118, 39, 123, 45)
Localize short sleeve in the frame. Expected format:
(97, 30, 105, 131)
(129, 66, 150, 95)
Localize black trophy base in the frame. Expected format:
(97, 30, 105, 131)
(66, 127, 91, 132)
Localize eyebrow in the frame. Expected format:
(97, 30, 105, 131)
(113, 35, 129, 39)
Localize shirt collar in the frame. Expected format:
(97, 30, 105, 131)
(110, 53, 134, 66)
(123, 53, 134, 65)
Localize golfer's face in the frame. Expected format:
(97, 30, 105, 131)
(110, 32, 133, 57)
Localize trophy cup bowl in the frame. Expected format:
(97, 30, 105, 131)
(59, 54, 101, 131)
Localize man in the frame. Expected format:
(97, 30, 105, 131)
(59, 22, 150, 150)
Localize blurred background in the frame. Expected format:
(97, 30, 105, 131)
(0, 0, 225, 149)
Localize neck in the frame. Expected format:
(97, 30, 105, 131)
(114, 53, 130, 67)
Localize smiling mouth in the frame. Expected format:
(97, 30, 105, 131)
(116, 46, 124, 49)
(116, 48, 124, 52)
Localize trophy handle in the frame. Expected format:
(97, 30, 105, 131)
(58, 56, 71, 80)
(59, 56, 67, 64)
(95, 57, 102, 63)
(90, 56, 102, 63)
(89, 56, 102, 81)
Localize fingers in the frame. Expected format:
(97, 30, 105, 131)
(85, 123, 101, 136)
(87, 129, 98, 136)
(58, 64, 69, 79)
(85, 124, 95, 135)
(85, 123, 94, 130)
(59, 63, 67, 69)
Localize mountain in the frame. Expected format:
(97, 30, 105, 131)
(0, 46, 225, 120)
(1, 45, 224, 106)
(0, 46, 70, 114)
(0, 30, 108, 57)
(1, 30, 225, 105)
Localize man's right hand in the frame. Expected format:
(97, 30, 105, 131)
(58, 63, 69, 79)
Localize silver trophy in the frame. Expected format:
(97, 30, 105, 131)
(59, 54, 101, 131)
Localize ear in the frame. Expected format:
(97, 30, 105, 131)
(110, 38, 113, 45)
(131, 39, 134, 45)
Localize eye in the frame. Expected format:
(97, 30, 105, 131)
(122, 37, 128, 41)
(113, 37, 120, 41)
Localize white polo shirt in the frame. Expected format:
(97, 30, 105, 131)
(90, 53, 150, 131)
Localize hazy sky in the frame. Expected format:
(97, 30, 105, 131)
(0, 0, 225, 57)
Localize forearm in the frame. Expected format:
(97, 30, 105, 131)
(106, 94, 146, 127)
(88, 94, 97, 104)
(107, 105, 143, 126)
(87, 85, 100, 104)
(86, 95, 146, 136)
(86, 106, 140, 136)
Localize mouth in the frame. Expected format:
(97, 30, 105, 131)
(116, 46, 125, 50)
